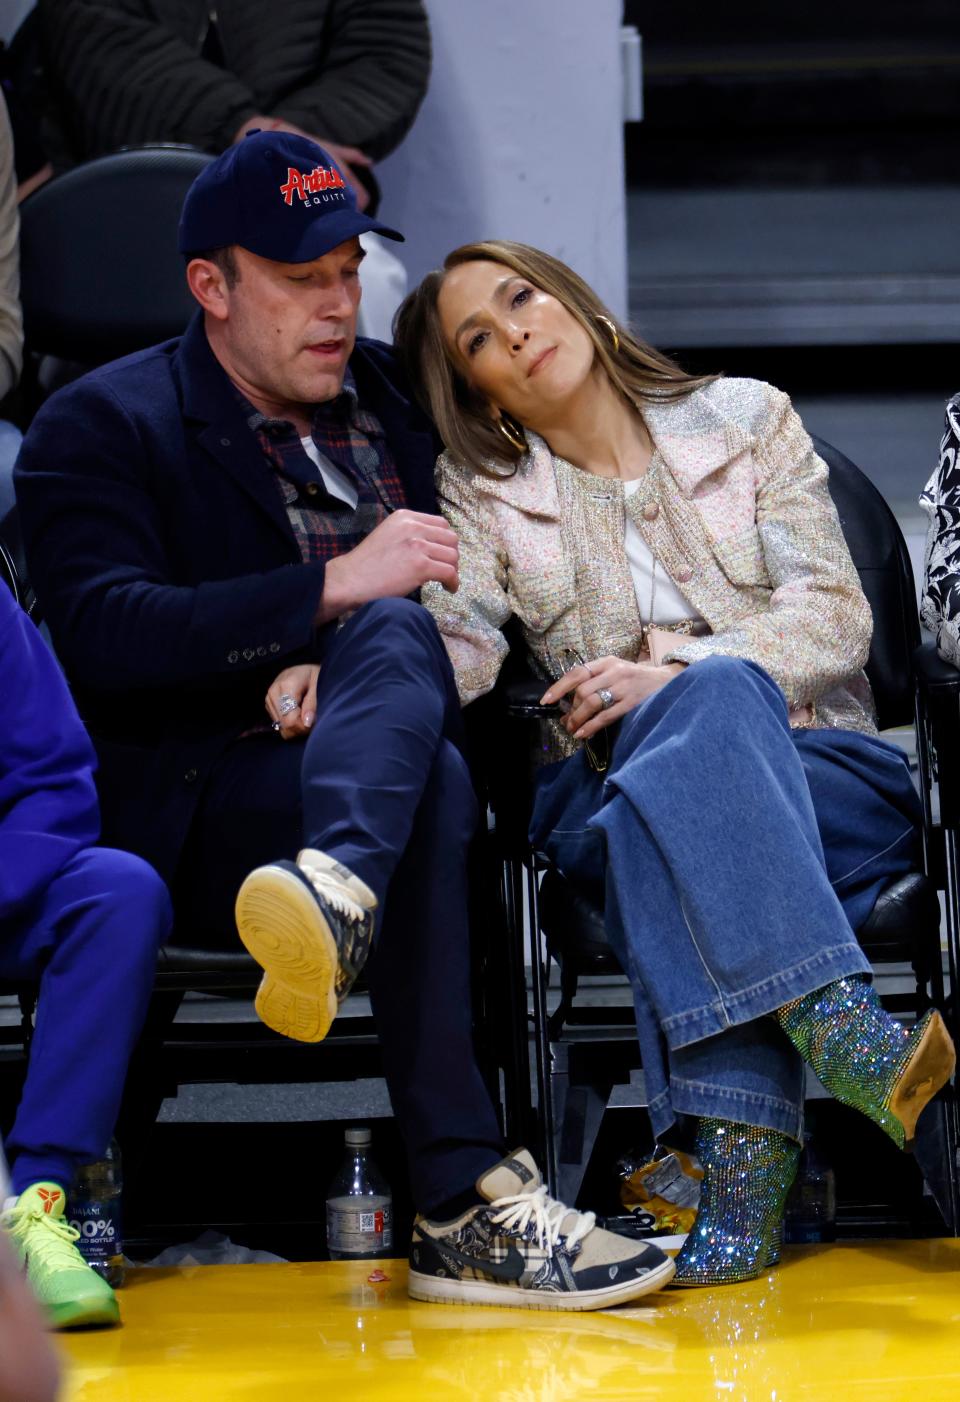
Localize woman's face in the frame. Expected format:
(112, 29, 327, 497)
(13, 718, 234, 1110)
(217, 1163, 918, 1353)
(437, 259, 596, 426)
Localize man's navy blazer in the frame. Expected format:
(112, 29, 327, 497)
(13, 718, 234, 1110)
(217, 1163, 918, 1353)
(14, 313, 440, 883)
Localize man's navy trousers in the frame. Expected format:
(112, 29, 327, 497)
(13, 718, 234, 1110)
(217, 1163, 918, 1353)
(174, 598, 507, 1213)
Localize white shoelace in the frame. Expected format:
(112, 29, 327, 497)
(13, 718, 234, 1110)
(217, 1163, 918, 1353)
(489, 1184, 596, 1253)
(300, 866, 366, 924)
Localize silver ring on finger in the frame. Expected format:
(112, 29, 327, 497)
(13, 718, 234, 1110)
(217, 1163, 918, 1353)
(278, 694, 300, 717)
(271, 720, 282, 732)
(596, 687, 615, 711)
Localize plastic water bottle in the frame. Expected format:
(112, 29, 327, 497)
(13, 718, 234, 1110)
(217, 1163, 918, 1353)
(326, 1128, 393, 1260)
(69, 1140, 124, 1287)
(784, 1136, 836, 1244)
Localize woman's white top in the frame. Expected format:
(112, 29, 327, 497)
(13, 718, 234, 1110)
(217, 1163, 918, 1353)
(623, 478, 704, 626)
(300, 436, 359, 509)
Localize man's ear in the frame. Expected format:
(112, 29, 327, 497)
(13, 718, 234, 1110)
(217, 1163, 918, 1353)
(186, 259, 230, 321)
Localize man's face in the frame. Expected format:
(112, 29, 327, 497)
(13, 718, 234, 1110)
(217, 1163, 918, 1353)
(210, 239, 364, 415)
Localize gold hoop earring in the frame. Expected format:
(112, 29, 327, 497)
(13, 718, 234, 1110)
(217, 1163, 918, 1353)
(496, 413, 527, 454)
(597, 315, 620, 354)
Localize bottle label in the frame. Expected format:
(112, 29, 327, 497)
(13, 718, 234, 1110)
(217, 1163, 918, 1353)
(327, 1200, 393, 1255)
(68, 1200, 123, 1265)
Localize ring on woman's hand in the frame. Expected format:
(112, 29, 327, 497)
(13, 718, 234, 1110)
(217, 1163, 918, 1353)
(271, 720, 282, 732)
(596, 687, 615, 710)
(277, 694, 300, 716)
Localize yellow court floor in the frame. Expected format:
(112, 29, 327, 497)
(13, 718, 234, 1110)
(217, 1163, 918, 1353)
(60, 1241, 960, 1402)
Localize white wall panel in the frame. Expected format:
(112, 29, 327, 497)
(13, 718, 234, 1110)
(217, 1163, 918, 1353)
(378, 0, 627, 317)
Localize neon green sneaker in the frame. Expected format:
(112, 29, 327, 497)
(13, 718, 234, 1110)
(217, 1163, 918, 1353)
(2, 1183, 120, 1329)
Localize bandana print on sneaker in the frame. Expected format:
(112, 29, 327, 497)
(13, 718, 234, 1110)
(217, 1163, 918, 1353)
(332, 916, 373, 1002)
(417, 1207, 582, 1294)
(408, 1148, 675, 1310)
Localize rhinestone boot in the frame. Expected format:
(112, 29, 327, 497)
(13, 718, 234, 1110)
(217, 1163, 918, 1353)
(672, 1119, 800, 1287)
(774, 976, 955, 1150)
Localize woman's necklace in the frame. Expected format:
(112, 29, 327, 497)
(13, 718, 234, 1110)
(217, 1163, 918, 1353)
(643, 555, 658, 654)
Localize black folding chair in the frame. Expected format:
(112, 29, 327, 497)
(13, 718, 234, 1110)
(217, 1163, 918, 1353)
(17, 144, 212, 416)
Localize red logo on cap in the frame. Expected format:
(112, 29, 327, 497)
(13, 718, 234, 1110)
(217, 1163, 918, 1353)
(280, 165, 346, 206)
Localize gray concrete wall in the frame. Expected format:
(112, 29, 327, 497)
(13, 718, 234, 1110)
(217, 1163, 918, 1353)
(378, 0, 628, 318)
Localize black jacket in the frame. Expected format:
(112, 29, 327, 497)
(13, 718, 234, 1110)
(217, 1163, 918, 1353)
(38, 0, 431, 168)
(14, 313, 439, 881)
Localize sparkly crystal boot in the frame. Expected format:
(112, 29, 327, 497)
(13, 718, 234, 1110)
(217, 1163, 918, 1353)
(774, 976, 955, 1151)
(672, 1119, 800, 1287)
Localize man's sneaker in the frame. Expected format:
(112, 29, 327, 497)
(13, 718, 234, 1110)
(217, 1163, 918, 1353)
(235, 848, 376, 1042)
(408, 1150, 675, 1311)
(2, 1183, 120, 1329)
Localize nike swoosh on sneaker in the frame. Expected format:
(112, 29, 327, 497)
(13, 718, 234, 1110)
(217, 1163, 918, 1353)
(439, 1241, 526, 1282)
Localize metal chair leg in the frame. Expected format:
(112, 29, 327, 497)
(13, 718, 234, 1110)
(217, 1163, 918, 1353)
(500, 856, 535, 1149)
(547, 962, 578, 1042)
(17, 989, 36, 1051)
(938, 827, 960, 1233)
(914, 693, 960, 1235)
(526, 856, 557, 1194)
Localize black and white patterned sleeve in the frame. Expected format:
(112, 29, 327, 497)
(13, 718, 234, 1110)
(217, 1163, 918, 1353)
(920, 394, 960, 669)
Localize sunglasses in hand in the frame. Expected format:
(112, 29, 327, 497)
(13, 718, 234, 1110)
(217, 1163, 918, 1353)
(544, 648, 612, 774)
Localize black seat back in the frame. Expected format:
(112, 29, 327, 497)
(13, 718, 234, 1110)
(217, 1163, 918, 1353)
(816, 436, 920, 732)
(19, 145, 212, 365)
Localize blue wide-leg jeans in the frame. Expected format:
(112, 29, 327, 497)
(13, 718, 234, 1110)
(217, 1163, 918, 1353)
(529, 657, 922, 1142)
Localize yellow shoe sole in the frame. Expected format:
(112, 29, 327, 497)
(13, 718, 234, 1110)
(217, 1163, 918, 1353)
(890, 1009, 956, 1148)
(235, 866, 339, 1043)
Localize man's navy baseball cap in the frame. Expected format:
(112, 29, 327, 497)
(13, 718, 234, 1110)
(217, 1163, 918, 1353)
(178, 129, 403, 262)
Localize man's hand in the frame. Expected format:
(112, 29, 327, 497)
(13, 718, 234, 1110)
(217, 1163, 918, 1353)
(233, 116, 372, 209)
(265, 663, 322, 741)
(540, 656, 686, 741)
(318, 511, 460, 623)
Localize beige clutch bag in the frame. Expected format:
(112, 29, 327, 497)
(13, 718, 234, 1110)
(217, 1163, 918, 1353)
(646, 627, 683, 667)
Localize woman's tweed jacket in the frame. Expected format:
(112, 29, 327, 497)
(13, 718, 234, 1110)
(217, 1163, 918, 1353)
(423, 377, 877, 757)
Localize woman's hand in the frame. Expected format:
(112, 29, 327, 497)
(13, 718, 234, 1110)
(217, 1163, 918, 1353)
(540, 656, 686, 741)
(265, 664, 321, 741)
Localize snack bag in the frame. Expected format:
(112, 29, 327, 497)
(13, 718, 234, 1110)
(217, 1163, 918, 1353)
(617, 1145, 702, 1243)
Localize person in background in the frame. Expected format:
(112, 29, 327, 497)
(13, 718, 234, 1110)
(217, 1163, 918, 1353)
(0, 582, 171, 1329)
(396, 240, 955, 1287)
(35, 0, 430, 214)
(15, 132, 676, 1312)
(0, 93, 23, 503)
(2, 2, 54, 199)
(920, 393, 960, 667)
(27, 0, 428, 337)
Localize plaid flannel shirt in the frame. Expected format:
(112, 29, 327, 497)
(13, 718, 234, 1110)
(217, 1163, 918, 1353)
(242, 370, 408, 564)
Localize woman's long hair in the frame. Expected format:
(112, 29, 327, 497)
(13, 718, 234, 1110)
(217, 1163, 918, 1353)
(394, 239, 718, 475)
